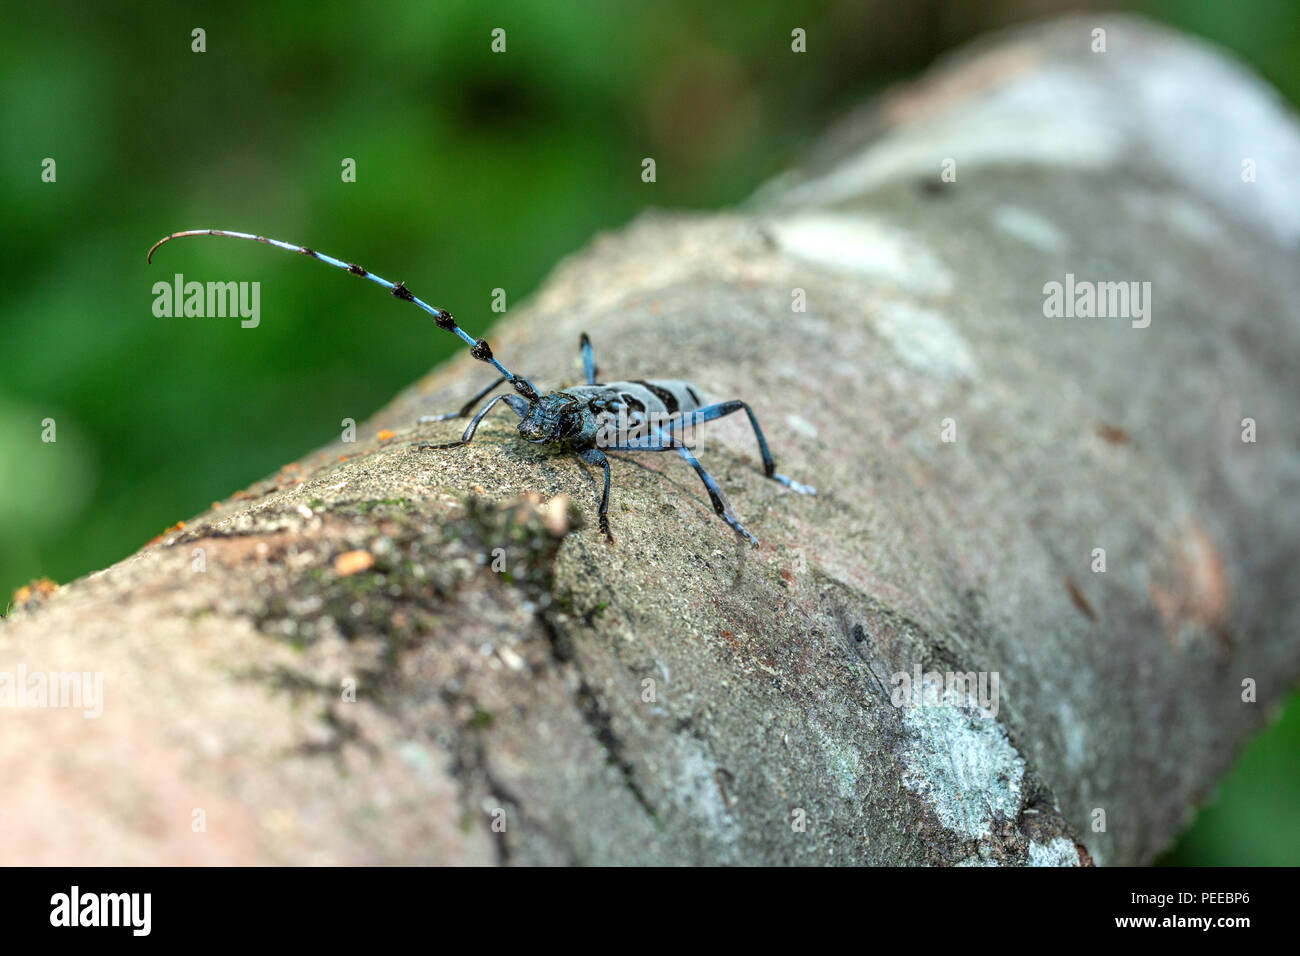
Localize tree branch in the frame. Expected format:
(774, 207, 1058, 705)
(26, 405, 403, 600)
(4, 14, 1298, 865)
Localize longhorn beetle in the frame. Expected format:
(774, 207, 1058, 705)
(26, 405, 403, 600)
(147, 229, 816, 544)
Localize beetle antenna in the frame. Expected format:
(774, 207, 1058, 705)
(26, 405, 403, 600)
(147, 229, 540, 401)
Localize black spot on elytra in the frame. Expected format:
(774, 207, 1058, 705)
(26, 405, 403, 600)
(634, 380, 679, 414)
(620, 393, 646, 414)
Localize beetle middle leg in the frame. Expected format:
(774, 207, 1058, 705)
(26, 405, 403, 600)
(605, 428, 759, 545)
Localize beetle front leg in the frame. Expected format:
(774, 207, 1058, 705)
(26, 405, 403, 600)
(413, 393, 528, 450)
(417, 376, 507, 424)
(578, 447, 613, 541)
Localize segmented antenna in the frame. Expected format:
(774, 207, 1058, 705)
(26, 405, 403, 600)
(147, 229, 540, 401)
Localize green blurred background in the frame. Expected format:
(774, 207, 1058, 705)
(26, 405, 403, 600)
(1, 0, 1296, 864)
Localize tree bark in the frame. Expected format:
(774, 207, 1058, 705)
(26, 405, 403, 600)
(4, 14, 1299, 865)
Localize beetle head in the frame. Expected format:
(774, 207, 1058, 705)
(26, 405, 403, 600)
(518, 394, 582, 443)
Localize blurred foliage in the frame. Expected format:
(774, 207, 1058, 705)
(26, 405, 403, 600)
(1, 0, 1295, 864)
(1156, 693, 1300, 866)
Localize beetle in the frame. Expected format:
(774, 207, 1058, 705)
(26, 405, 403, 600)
(148, 229, 815, 543)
